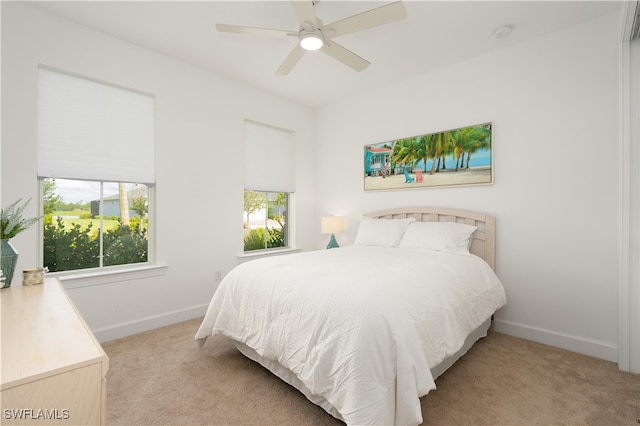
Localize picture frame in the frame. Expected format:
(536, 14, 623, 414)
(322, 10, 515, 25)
(364, 122, 493, 191)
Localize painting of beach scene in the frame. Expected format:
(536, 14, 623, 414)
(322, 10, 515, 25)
(364, 122, 493, 191)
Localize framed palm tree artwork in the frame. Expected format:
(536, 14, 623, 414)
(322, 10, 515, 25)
(363, 122, 493, 191)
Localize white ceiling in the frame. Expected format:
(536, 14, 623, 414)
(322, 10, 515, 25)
(24, 1, 622, 108)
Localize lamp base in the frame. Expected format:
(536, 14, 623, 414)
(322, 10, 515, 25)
(326, 234, 339, 249)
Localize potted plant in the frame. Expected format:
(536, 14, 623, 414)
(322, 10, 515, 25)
(1, 198, 41, 288)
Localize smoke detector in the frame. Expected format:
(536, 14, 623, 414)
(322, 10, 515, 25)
(493, 25, 513, 39)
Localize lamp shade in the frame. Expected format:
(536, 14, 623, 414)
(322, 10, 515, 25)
(321, 216, 344, 235)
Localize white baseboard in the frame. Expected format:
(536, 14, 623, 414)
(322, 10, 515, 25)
(93, 311, 620, 366)
(93, 304, 209, 343)
(493, 319, 618, 364)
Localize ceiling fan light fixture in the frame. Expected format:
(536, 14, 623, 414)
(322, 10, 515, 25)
(300, 32, 323, 51)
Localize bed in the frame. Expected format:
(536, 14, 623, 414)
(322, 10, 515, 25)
(195, 207, 506, 425)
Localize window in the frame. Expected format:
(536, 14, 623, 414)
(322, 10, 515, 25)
(244, 120, 294, 253)
(243, 190, 288, 251)
(43, 179, 149, 272)
(38, 67, 155, 273)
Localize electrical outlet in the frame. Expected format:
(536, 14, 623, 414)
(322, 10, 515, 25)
(214, 270, 224, 281)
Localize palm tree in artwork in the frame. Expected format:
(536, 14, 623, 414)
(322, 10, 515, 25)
(462, 125, 491, 169)
(439, 131, 456, 172)
(392, 138, 419, 171)
(452, 127, 471, 171)
(453, 144, 464, 171)
(451, 124, 491, 170)
(428, 131, 456, 175)
(414, 135, 430, 174)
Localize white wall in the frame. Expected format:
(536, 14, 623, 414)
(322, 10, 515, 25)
(315, 12, 622, 362)
(1, 2, 316, 341)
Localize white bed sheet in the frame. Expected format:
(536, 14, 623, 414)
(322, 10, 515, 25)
(195, 246, 506, 425)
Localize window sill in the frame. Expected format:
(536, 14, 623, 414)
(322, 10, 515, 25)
(55, 263, 168, 290)
(238, 247, 300, 262)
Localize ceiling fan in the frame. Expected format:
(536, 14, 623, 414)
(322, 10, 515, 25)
(216, 1, 406, 75)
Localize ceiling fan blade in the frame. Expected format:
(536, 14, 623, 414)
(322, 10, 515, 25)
(291, 0, 317, 28)
(275, 44, 306, 75)
(216, 23, 294, 38)
(321, 41, 370, 72)
(326, 1, 406, 39)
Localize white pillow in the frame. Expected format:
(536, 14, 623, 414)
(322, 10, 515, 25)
(398, 221, 477, 255)
(354, 216, 415, 247)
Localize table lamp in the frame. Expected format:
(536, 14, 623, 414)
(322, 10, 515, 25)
(321, 216, 343, 249)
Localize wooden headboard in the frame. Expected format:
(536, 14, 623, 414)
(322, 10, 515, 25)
(364, 207, 496, 270)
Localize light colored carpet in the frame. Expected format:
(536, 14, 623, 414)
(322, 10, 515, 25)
(102, 318, 639, 425)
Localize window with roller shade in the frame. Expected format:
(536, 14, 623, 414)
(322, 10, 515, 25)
(38, 67, 155, 272)
(243, 120, 294, 252)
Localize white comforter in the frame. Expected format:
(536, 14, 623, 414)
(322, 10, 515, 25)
(195, 246, 506, 425)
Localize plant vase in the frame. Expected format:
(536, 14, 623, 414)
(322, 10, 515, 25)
(1, 239, 19, 289)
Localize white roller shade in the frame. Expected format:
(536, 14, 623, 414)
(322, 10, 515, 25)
(38, 67, 155, 184)
(244, 120, 294, 193)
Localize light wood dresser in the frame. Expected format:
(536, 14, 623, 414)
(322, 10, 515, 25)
(1, 278, 109, 425)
